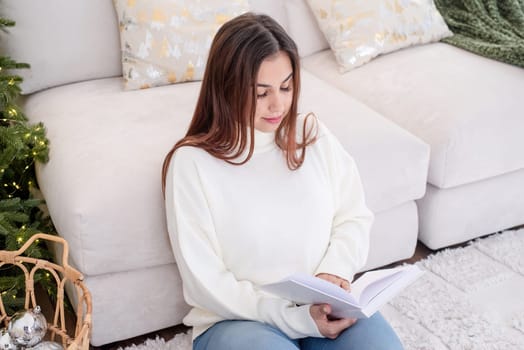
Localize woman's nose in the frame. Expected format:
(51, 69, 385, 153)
(269, 92, 284, 113)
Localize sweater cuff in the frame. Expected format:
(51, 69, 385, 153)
(315, 257, 356, 285)
(258, 299, 323, 339)
(289, 304, 324, 339)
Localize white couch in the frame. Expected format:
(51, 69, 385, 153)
(3, 0, 523, 346)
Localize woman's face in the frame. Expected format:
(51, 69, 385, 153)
(254, 51, 294, 132)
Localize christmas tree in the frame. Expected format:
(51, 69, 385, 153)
(0, 17, 54, 313)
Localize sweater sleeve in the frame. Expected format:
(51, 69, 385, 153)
(314, 124, 374, 283)
(164, 148, 322, 339)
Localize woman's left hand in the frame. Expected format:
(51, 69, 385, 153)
(316, 273, 351, 292)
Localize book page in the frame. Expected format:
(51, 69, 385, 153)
(262, 273, 360, 307)
(352, 267, 407, 305)
(357, 265, 424, 315)
(261, 265, 424, 319)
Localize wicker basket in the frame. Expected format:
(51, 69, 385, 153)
(0, 233, 92, 350)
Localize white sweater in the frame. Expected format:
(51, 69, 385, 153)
(165, 117, 374, 340)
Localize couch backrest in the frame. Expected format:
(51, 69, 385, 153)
(0, 0, 122, 95)
(0, 0, 288, 95)
(249, 0, 288, 30)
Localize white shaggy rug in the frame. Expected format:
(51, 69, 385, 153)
(119, 229, 524, 350)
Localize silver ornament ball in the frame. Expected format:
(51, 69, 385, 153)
(27, 341, 64, 350)
(0, 328, 17, 350)
(8, 306, 48, 347)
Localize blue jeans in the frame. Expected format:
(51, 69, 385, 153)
(193, 312, 404, 350)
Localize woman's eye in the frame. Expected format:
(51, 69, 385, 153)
(257, 91, 268, 98)
(281, 85, 292, 92)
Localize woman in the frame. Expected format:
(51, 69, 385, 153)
(162, 12, 403, 350)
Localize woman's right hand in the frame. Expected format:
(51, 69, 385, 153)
(310, 304, 357, 339)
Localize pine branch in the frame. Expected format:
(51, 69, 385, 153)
(0, 57, 30, 70)
(0, 15, 55, 314)
(0, 18, 15, 29)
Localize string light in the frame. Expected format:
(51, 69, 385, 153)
(1, 53, 53, 311)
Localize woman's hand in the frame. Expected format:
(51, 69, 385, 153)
(310, 273, 356, 338)
(310, 304, 357, 339)
(315, 273, 351, 291)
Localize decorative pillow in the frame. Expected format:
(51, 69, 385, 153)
(113, 0, 249, 90)
(306, 0, 452, 72)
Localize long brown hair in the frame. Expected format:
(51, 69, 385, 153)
(161, 12, 316, 193)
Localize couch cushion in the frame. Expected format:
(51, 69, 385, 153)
(24, 78, 199, 276)
(0, 0, 122, 94)
(302, 43, 524, 189)
(417, 167, 524, 249)
(24, 70, 428, 277)
(300, 71, 429, 213)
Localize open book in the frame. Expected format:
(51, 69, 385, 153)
(261, 264, 424, 319)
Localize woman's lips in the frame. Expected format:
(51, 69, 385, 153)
(263, 116, 282, 124)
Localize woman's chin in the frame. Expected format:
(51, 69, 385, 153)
(255, 117, 282, 132)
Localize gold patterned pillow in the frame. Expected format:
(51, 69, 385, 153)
(113, 0, 249, 90)
(306, 0, 452, 72)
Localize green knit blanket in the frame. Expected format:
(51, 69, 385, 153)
(434, 0, 524, 68)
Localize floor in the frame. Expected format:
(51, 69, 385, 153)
(90, 240, 437, 350)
